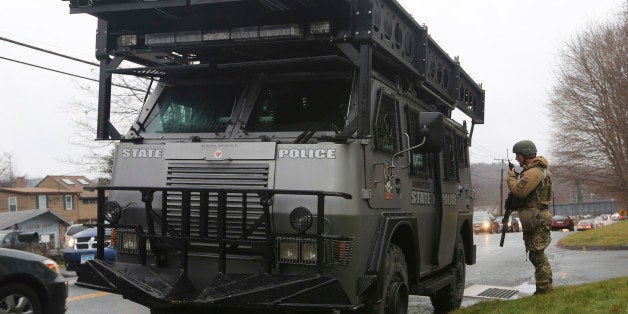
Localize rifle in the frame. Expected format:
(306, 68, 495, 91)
(500, 160, 519, 247)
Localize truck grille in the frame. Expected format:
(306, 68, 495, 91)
(165, 161, 271, 240)
(75, 236, 110, 249)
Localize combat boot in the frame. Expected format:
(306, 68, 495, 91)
(533, 283, 553, 295)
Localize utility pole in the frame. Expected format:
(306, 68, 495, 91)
(494, 150, 509, 216)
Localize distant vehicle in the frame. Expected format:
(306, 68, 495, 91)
(0, 248, 68, 314)
(551, 215, 575, 231)
(0, 231, 26, 251)
(63, 228, 115, 271)
(577, 220, 594, 231)
(473, 214, 499, 234)
(496, 215, 520, 233)
(63, 224, 89, 248)
(0, 231, 39, 251)
(592, 220, 604, 228)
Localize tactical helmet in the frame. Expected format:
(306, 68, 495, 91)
(513, 140, 537, 157)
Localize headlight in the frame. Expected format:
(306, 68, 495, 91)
(66, 236, 75, 248)
(42, 259, 59, 273)
(278, 241, 299, 262)
(301, 242, 317, 262)
(122, 233, 138, 251)
(276, 237, 318, 265)
(103, 201, 123, 223)
(289, 207, 313, 233)
(483, 222, 490, 228)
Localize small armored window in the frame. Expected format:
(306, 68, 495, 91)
(406, 107, 431, 177)
(374, 91, 400, 154)
(443, 126, 459, 182)
(456, 133, 469, 167)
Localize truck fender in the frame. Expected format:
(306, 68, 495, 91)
(358, 214, 419, 299)
(457, 211, 476, 265)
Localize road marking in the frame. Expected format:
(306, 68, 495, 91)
(67, 291, 111, 302)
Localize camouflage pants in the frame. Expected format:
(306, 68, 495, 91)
(519, 208, 553, 292)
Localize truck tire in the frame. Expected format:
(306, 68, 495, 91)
(374, 243, 409, 314)
(429, 235, 465, 313)
(0, 283, 41, 314)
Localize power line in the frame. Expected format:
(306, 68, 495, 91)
(0, 55, 145, 92)
(0, 35, 99, 67)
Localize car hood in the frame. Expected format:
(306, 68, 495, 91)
(72, 227, 111, 238)
(0, 247, 47, 262)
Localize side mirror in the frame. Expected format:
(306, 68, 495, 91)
(417, 112, 444, 153)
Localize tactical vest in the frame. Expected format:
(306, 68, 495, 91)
(524, 168, 553, 209)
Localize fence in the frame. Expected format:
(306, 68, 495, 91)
(551, 200, 620, 217)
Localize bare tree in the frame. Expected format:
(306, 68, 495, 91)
(0, 151, 16, 187)
(548, 6, 628, 207)
(66, 71, 151, 177)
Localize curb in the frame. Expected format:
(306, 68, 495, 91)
(557, 244, 628, 251)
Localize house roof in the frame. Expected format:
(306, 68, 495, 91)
(0, 187, 81, 195)
(36, 175, 99, 199)
(0, 209, 72, 230)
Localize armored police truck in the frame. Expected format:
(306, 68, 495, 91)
(64, 0, 485, 313)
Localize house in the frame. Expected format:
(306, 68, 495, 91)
(0, 209, 71, 248)
(0, 175, 101, 224)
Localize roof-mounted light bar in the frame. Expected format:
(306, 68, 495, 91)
(119, 22, 328, 49)
(259, 24, 302, 39)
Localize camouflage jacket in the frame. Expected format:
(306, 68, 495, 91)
(507, 156, 553, 209)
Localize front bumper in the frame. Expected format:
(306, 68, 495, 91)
(473, 223, 493, 233)
(63, 247, 116, 271)
(47, 274, 69, 314)
(77, 260, 353, 310)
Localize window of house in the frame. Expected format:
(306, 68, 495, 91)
(61, 178, 75, 185)
(77, 178, 90, 185)
(8, 197, 17, 212)
(82, 198, 97, 205)
(64, 195, 74, 210)
(37, 195, 48, 210)
(374, 91, 400, 154)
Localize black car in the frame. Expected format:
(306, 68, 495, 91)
(496, 215, 521, 233)
(473, 213, 500, 234)
(0, 248, 68, 314)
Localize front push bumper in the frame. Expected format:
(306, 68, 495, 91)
(77, 260, 354, 311)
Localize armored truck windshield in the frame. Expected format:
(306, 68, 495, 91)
(141, 73, 352, 137)
(144, 83, 242, 134)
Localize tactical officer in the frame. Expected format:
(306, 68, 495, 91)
(507, 140, 554, 294)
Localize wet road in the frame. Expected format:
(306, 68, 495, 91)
(63, 229, 628, 313)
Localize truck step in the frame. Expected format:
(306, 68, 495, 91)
(410, 271, 453, 295)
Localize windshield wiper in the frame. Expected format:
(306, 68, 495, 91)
(294, 106, 345, 144)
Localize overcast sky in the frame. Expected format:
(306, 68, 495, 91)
(0, 0, 624, 179)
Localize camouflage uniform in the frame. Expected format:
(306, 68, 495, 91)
(507, 156, 554, 294)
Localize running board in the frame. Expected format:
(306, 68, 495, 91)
(410, 270, 453, 295)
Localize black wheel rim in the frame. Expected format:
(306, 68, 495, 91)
(0, 294, 34, 314)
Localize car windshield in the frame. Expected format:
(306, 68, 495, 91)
(553, 215, 567, 220)
(473, 215, 492, 222)
(66, 225, 88, 236)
